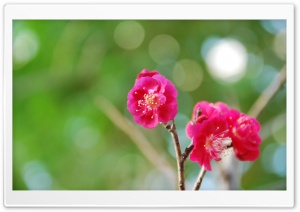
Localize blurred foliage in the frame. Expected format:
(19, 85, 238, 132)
(13, 20, 286, 190)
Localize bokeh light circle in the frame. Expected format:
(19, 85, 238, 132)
(205, 38, 248, 83)
(22, 161, 52, 190)
(172, 59, 203, 91)
(261, 20, 286, 35)
(114, 21, 145, 50)
(273, 31, 286, 60)
(261, 143, 286, 177)
(149, 34, 180, 64)
(13, 29, 39, 67)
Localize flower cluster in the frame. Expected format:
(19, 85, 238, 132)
(186, 101, 261, 171)
(127, 69, 178, 129)
(127, 69, 262, 173)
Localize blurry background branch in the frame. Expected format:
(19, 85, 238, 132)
(248, 66, 286, 119)
(94, 96, 176, 183)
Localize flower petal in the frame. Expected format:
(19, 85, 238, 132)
(215, 102, 230, 115)
(134, 111, 159, 129)
(157, 103, 178, 123)
(164, 80, 178, 98)
(202, 153, 212, 171)
(193, 101, 210, 118)
(127, 89, 147, 116)
(190, 142, 206, 167)
(136, 69, 159, 80)
(226, 110, 241, 127)
(235, 148, 260, 161)
(185, 121, 194, 139)
(135, 76, 161, 92)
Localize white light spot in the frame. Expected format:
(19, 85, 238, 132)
(114, 21, 145, 50)
(205, 38, 248, 83)
(13, 29, 39, 67)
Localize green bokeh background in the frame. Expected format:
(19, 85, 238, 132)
(13, 20, 286, 190)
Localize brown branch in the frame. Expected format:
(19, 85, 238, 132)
(181, 143, 194, 164)
(193, 166, 207, 190)
(162, 120, 185, 190)
(94, 96, 175, 180)
(248, 66, 286, 118)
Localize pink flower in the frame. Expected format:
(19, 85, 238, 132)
(136, 69, 160, 79)
(127, 69, 178, 129)
(186, 101, 230, 138)
(186, 101, 231, 171)
(186, 101, 262, 168)
(214, 102, 230, 115)
(226, 110, 262, 161)
(189, 115, 231, 171)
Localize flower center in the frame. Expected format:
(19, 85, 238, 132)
(137, 93, 163, 112)
(204, 129, 231, 160)
(144, 93, 160, 110)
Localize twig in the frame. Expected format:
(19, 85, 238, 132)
(248, 66, 286, 118)
(162, 120, 185, 190)
(94, 96, 175, 180)
(181, 143, 194, 165)
(193, 166, 207, 190)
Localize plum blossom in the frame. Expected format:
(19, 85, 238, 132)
(189, 115, 231, 171)
(186, 101, 262, 170)
(186, 101, 230, 139)
(186, 101, 231, 171)
(127, 69, 178, 129)
(226, 110, 261, 161)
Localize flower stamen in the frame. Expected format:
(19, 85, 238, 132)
(204, 129, 231, 160)
(144, 93, 160, 110)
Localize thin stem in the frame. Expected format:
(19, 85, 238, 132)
(248, 66, 286, 118)
(193, 166, 207, 190)
(162, 120, 185, 190)
(181, 143, 194, 164)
